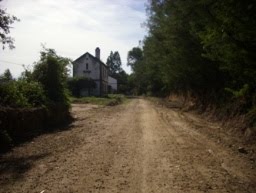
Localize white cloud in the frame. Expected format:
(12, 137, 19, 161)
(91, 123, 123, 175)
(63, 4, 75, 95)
(0, 0, 147, 77)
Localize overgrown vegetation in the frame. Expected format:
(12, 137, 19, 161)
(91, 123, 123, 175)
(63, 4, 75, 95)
(0, 47, 71, 107)
(67, 77, 96, 97)
(31, 47, 71, 106)
(0, 47, 72, 152)
(128, 0, 256, 125)
(0, 80, 46, 108)
(106, 50, 132, 94)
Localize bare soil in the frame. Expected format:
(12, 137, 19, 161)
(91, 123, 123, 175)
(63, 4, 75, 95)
(0, 99, 255, 193)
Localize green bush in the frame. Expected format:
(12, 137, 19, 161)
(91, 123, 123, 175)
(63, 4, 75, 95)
(18, 80, 47, 107)
(0, 81, 26, 107)
(0, 80, 46, 108)
(32, 48, 70, 106)
(67, 77, 96, 97)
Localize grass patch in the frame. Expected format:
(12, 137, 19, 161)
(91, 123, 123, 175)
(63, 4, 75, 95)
(71, 94, 126, 106)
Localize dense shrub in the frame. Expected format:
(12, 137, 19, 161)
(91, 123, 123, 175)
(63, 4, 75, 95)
(0, 80, 46, 108)
(0, 48, 73, 153)
(0, 48, 71, 108)
(67, 77, 96, 97)
(18, 80, 47, 106)
(32, 48, 70, 106)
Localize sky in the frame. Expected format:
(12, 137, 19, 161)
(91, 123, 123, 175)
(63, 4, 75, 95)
(0, 0, 148, 77)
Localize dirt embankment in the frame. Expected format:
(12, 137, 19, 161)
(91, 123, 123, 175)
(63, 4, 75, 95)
(0, 99, 255, 193)
(158, 94, 256, 142)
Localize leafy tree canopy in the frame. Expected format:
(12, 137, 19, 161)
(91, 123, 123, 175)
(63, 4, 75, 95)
(106, 51, 122, 75)
(127, 47, 143, 72)
(0, 0, 20, 49)
(0, 68, 13, 82)
(32, 47, 71, 105)
(128, 0, 256, 112)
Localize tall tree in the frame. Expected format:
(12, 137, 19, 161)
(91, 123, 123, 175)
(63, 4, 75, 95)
(0, 0, 19, 49)
(1, 68, 12, 81)
(127, 47, 150, 94)
(32, 47, 71, 104)
(106, 51, 122, 75)
(129, 0, 256, 112)
(127, 47, 143, 72)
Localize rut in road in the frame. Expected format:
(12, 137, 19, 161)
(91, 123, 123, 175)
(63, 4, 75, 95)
(0, 99, 255, 193)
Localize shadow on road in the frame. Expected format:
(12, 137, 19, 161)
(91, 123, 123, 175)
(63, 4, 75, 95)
(0, 152, 50, 183)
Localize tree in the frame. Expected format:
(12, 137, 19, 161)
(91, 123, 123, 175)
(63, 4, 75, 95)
(128, 0, 256, 114)
(106, 51, 122, 75)
(0, 67, 47, 107)
(0, 68, 13, 82)
(127, 47, 143, 72)
(110, 70, 129, 94)
(3, 69, 12, 80)
(0, 0, 20, 49)
(193, 0, 256, 97)
(127, 46, 150, 94)
(32, 47, 71, 105)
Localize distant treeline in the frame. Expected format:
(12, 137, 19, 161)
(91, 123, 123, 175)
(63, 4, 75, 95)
(128, 0, 256, 124)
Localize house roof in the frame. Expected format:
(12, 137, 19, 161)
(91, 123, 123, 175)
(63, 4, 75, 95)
(73, 52, 108, 68)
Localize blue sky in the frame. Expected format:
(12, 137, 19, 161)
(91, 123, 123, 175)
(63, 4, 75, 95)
(0, 0, 147, 77)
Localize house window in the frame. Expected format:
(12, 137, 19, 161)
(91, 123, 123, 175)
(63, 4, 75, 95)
(86, 63, 89, 70)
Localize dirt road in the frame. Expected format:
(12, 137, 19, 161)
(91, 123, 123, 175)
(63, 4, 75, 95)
(0, 99, 255, 193)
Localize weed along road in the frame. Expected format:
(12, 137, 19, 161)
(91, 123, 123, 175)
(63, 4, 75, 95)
(0, 99, 255, 193)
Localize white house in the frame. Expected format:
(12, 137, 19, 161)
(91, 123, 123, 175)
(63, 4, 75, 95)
(73, 47, 117, 96)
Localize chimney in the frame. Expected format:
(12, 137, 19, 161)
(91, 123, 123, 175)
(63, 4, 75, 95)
(95, 47, 100, 59)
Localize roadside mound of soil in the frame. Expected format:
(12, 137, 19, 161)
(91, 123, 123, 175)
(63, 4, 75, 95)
(150, 97, 256, 158)
(155, 95, 256, 142)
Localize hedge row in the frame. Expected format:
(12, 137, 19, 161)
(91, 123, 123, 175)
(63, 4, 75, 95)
(0, 104, 72, 153)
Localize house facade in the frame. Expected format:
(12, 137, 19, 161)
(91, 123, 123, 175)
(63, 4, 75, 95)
(73, 47, 117, 96)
